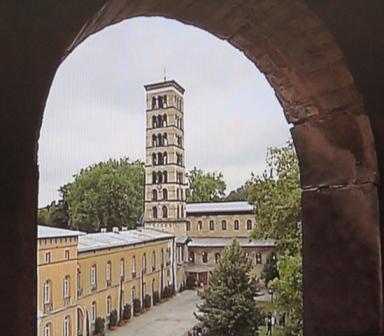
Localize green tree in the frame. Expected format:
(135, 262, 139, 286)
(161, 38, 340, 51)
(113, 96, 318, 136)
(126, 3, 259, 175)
(38, 200, 69, 228)
(249, 141, 303, 335)
(186, 167, 226, 203)
(195, 239, 262, 336)
(60, 158, 144, 232)
(261, 253, 279, 287)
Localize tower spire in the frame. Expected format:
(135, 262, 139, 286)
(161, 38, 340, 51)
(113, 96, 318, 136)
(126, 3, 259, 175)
(163, 68, 166, 82)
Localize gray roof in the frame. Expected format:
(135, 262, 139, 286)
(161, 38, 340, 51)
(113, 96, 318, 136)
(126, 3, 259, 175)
(38, 225, 84, 239)
(78, 228, 174, 253)
(176, 236, 191, 244)
(187, 237, 275, 248)
(186, 201, 254, 214)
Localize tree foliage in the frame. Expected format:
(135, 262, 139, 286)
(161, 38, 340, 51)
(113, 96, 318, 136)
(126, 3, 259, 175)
(196, 239, 262, 336)
(38, 200, 69, 228)
(247, 141, 303, 335)
(186, 167, 226, 203)
(60, 158, 144, 232)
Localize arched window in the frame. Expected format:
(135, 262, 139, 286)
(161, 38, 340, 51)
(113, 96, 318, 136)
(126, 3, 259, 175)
(106, 261, 112, 286)
(163, 95, 167, 108)
(202, 252, 208, 263)
(152, 207, 158, 219)
(163, 152, 168, 165)
(44, 323, 51, 336)
(91, 301, 97, 323)
(120, 258, 125, 279)
(163, 171, 167, 183)
(152, 96, 157, 109)
(106, 295, 112, 316)
(142, 253, 147, 273)
(63, 316, 70, 336)
(158, 134, 162, 146)
(209, 220, 214, 231)
(152, 250, 156, 271)
(152, 115, 157, 128)
(63, 275, 70, 301)
(177, 205, 180, 219)
(152, 153, 157, 165)
(186, 222, 191, 231)
(234, 220, 239, 231)
(189, 251, 194, 263)
(215, 253, 221, 264)
(247, 219, 252, 230)
(152, 134, 157, 147)
(152, 189, 158, 201)
(163, 114, 167, 127)
(152, 172, 157, 184)
(256, 253, 262, 264)
(43, 280, 51, 304)
(163, 133, 168, 145)
(222, 220, 227, 231)
(162, 205, 168, 218)
(158, 171, 163, 184)
(131, 256, 136, 277)
(162, 188, 168, 200)
(157, 152, 162, 165)
(157, 115, 162, 127)
(197, 221, 203, 231)
(176, 189, 179, 200)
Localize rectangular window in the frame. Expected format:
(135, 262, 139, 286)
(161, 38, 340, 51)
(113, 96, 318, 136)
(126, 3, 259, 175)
(64, 250, 70, 260)
(222, 220, 227, 231)
(186, 222, 190, 231)
(91, 266, 97, 287)
(44, 252, 51, 263)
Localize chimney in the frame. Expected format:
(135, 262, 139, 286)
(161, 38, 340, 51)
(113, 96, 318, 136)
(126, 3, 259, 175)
(112, 227, 119, 233)
(121, 227, 128, 231)
(100, 227, 107, 233)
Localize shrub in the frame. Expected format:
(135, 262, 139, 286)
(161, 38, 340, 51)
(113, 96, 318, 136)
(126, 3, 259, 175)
(153, 291, 160, 305)
(108, 309, 118, 327)
(122, 304, 131, 320)
(133, 298, 141, 315)
(94, 317, 105, 336)
(144, 294, 152, 309)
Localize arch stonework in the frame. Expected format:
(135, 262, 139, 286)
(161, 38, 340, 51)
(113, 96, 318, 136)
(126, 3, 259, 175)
(1, 1, 384, 336)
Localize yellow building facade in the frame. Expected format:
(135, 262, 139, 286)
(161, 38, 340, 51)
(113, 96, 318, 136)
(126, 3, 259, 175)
(38, 226, 175, 336)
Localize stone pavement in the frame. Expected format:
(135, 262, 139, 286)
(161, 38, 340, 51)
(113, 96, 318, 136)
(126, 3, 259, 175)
(108, 290, 201, 336)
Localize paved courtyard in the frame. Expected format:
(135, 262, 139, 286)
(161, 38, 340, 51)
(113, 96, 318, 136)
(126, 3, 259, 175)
(108, 290, 201, 336)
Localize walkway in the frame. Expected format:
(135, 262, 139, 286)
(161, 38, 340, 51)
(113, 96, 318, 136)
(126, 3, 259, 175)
(108, 290, 201, 336)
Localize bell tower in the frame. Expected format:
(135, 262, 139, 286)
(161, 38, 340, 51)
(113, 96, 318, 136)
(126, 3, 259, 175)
(143, 80, 187, 237)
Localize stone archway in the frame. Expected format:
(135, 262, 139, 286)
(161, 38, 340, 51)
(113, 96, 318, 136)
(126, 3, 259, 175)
(1, 1, 384, 336)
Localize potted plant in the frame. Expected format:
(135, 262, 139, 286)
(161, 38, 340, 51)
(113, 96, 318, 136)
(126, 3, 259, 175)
(153, 291, 160, 305)
(94, 317, 105, 336)
(122, 303, 131, 321)
(108, 309, 118, 330)
(144, 294, 152, 309)
(133, 298, 141, 316)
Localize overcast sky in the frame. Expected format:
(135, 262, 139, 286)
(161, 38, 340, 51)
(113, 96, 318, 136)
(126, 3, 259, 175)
(38, 17, 291, 207)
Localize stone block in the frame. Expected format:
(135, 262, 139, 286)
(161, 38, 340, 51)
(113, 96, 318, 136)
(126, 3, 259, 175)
(302, 184, 383, 336)
(291, 113, 378, 189)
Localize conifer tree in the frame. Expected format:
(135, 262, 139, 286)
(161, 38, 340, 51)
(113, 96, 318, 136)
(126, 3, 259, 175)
(195, 239, 262, 336)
